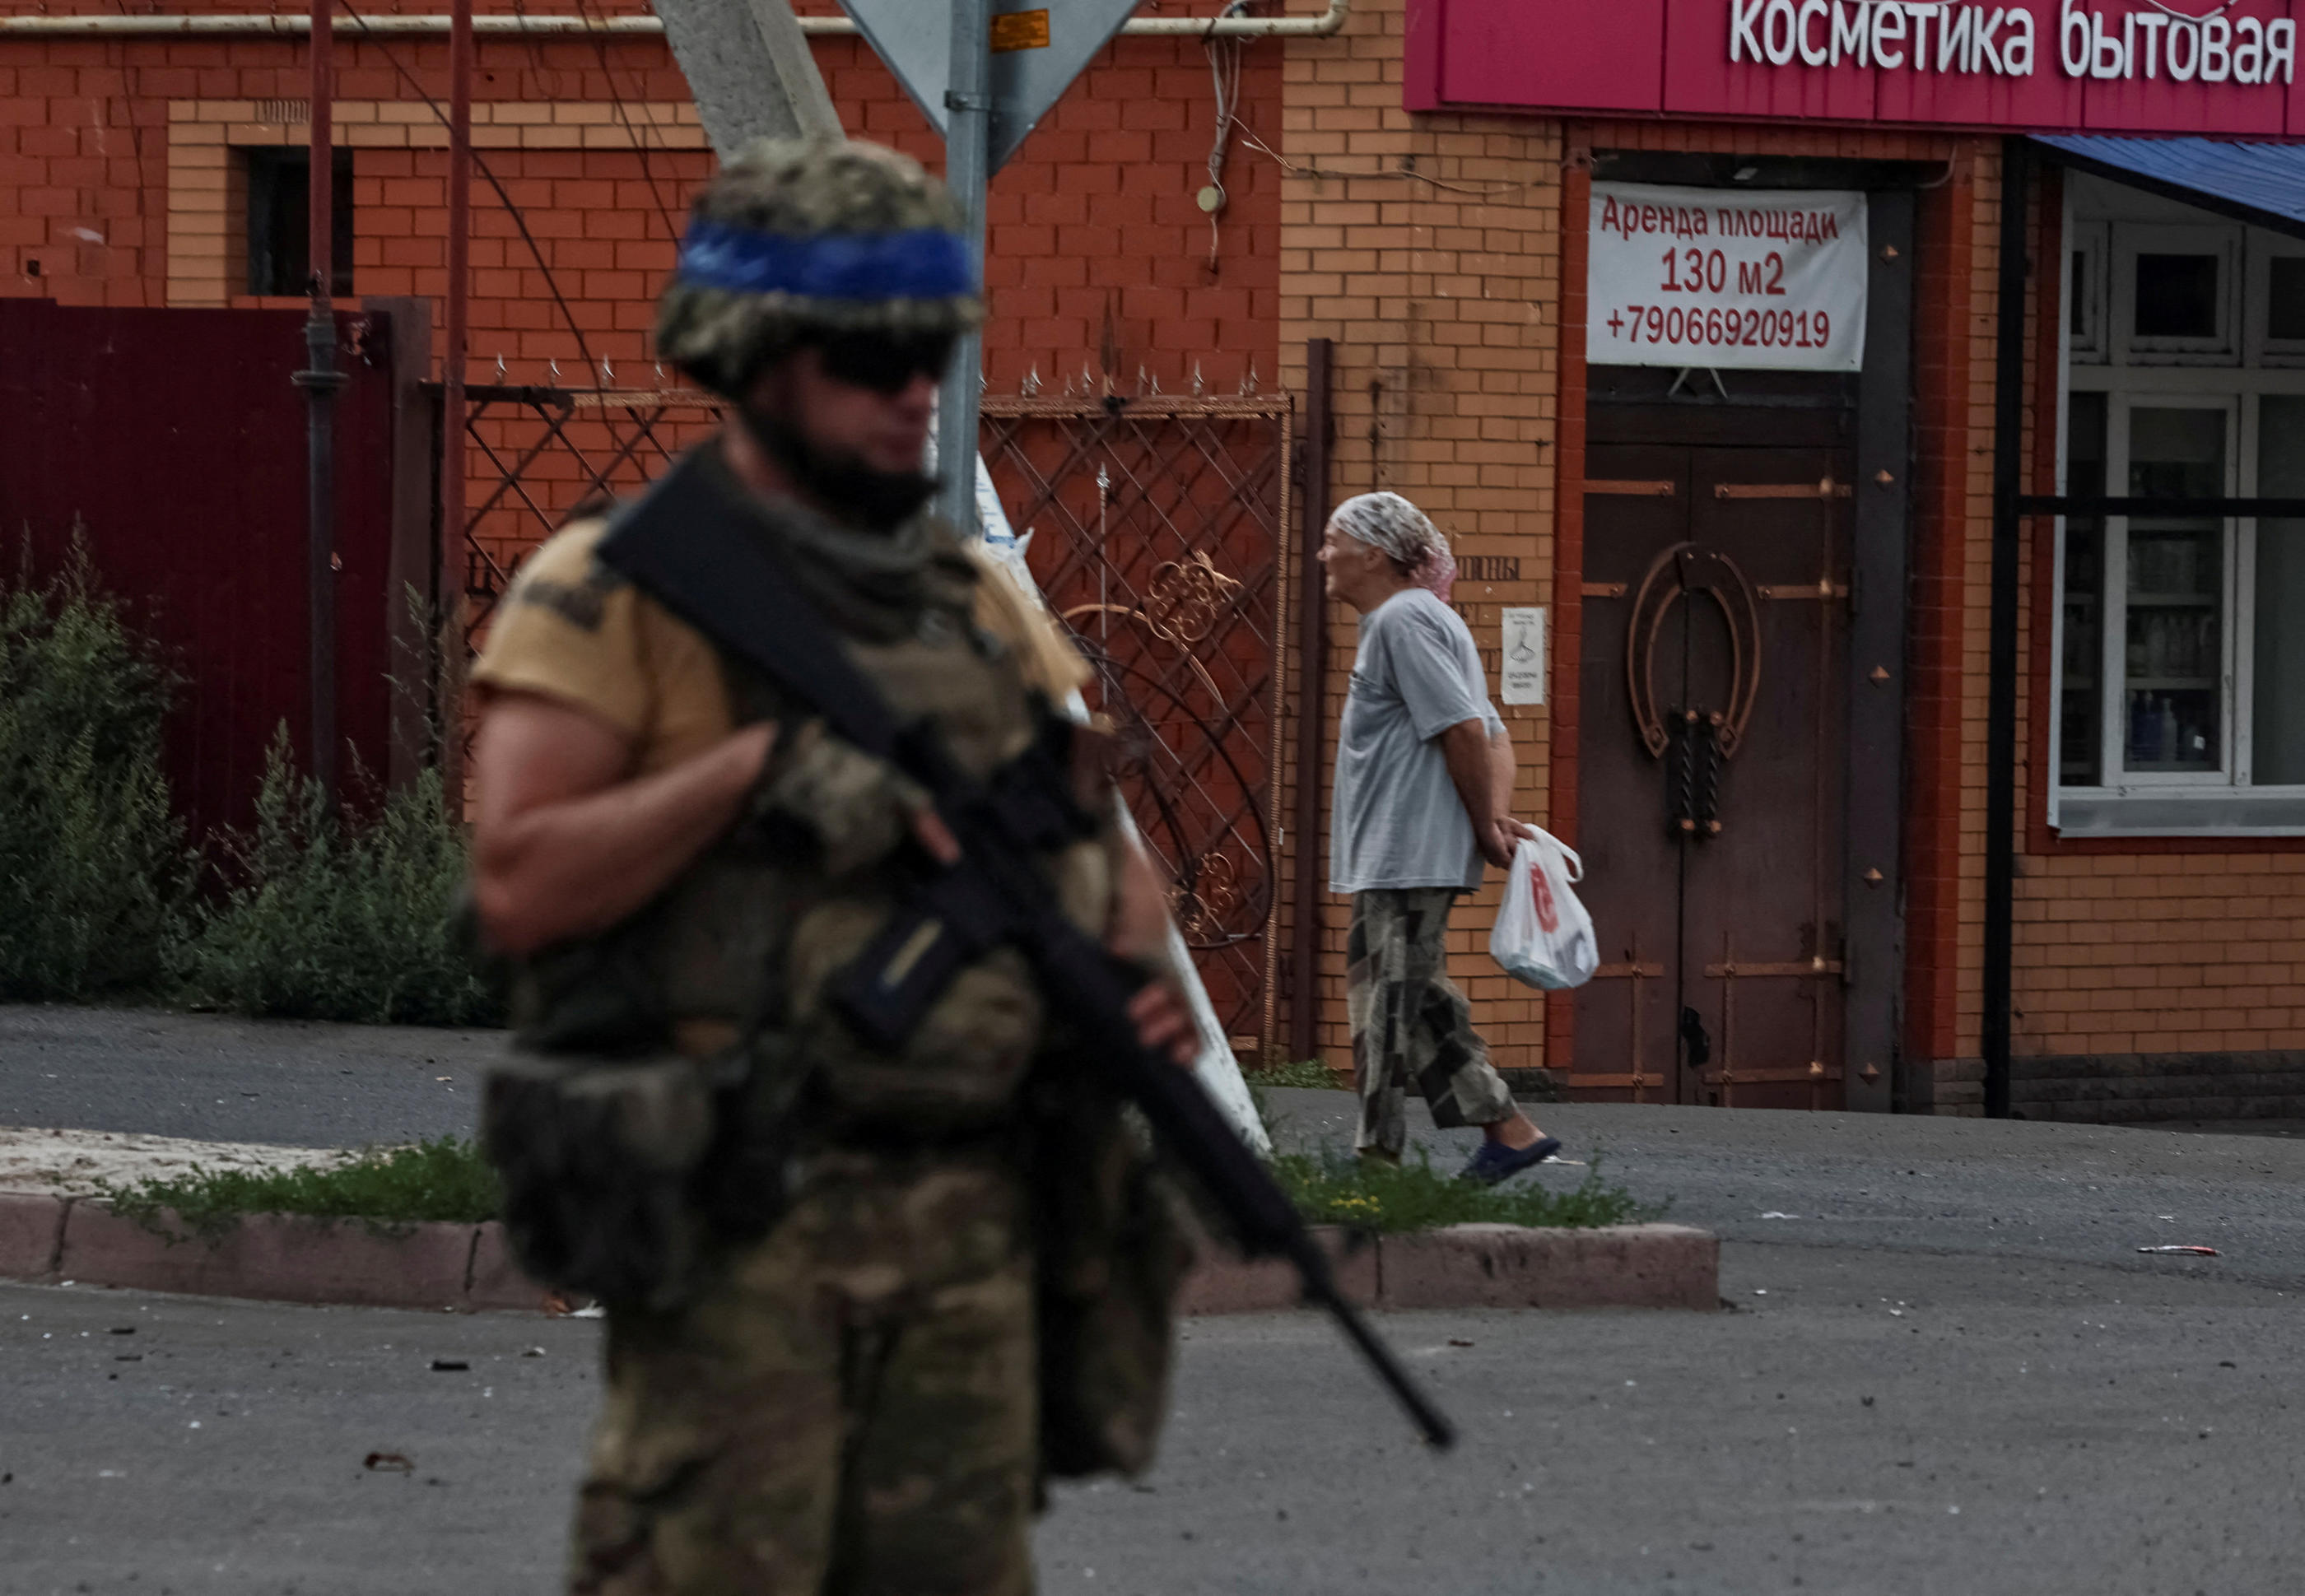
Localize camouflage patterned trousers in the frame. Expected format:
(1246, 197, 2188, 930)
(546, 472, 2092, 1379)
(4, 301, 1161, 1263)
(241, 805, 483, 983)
(570, 1148, 1037, 1596)
(1348, 888, 1516, 1158)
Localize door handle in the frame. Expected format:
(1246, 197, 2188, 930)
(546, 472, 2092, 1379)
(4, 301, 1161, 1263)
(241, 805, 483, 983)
(1679, 1006, 1711, 1069)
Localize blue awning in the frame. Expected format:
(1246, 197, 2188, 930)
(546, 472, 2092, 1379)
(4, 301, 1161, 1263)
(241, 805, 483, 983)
(2034, 134, 2305, 243)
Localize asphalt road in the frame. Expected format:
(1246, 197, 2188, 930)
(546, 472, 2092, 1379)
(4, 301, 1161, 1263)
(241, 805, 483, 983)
(0, 1007, 494, 1149)
(5, 1008, 2305, 1591)
(5, 1238, 2300, 1596)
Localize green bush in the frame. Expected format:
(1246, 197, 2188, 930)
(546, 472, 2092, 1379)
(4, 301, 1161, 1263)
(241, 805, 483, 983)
(96, 1138, 502, 1240)
(1273, 1146, 1659, 1233)
(172, 729, 500, 1027)
(0, 550, 184, 1000)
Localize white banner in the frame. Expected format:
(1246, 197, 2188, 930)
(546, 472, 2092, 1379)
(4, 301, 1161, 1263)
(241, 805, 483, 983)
(1586, 184, 1869, 373)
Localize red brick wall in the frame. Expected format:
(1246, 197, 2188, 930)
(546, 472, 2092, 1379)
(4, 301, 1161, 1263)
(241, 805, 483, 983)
(0, 23, 1282, 395)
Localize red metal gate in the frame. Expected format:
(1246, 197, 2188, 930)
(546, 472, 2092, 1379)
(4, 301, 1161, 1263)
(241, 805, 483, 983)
(980, 396, 1293, 1049)
(0, 301, 405, 841)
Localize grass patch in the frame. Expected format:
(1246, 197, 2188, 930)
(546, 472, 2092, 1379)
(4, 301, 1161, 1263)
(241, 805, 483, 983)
(1247, 1057, 1347, 1091)
(95, 1138, 501, 1242)
(1273, 1146, 1660, 1233)
(86, 1135, 1655, 1245)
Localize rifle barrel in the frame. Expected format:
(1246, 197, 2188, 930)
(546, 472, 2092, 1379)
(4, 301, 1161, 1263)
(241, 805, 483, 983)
(1303, 1268, 1460, 1449)
(1037, 924, 1460, 1451)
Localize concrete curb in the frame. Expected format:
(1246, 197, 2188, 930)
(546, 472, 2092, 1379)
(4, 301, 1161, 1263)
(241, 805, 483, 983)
(0, 1193, 1716, 1315)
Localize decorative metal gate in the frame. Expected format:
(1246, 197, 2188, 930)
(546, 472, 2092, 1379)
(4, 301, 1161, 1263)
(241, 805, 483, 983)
(448, 382, 723, 649)
(442, 385, 1294, 1053)
(980, 395, 1293, 1051)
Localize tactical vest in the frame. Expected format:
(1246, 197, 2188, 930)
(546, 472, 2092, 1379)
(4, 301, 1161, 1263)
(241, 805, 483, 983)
(505, 521, 1116, 1143)
(485, 501, 1190, 1464)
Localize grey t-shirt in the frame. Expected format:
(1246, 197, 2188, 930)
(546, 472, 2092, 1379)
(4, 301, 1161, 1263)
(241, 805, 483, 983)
(1329, 588, 1505, 893)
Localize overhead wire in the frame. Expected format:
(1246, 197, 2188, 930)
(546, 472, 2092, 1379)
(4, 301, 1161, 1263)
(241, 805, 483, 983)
(570, 0, 687, 252)
(1233, 122, 1540, 197)
(333, 0, 608, 395)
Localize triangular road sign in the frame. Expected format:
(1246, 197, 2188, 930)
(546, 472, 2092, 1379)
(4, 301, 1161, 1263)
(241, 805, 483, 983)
(838, 0, 1141, 173)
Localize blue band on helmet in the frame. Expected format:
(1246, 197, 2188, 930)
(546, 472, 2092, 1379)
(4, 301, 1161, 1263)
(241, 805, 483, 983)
(675, 221, 975, 300)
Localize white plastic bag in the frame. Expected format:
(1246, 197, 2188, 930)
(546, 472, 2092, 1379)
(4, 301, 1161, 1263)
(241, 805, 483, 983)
(1490, 829, 1600, 990)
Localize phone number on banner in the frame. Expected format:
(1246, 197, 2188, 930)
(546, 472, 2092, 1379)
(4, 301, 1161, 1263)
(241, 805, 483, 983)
(1607, 300, 1837, 354)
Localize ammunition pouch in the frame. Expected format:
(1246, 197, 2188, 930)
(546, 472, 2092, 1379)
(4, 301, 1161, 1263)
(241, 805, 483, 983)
(1029, 1080, 1194, 1480)
(482, 1032, 811, 1313)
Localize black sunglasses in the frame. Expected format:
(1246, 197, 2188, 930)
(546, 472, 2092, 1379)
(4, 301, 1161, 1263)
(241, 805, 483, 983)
(815, 332, 957, 395)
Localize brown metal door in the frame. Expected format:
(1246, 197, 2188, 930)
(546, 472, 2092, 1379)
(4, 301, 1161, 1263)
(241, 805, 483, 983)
(1574, 444, 1853, 1109)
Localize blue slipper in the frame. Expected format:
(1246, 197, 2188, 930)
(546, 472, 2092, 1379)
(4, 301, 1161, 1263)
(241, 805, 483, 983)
(1460, 1136, 1563, 1186)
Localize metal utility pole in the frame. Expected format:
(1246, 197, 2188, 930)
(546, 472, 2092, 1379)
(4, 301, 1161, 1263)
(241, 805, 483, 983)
(439, 0, 473, 776)
(1290, 337, 1334, 1063)
(934, 0, 991, 538)
(293, 0, 345, 804)
(1983, 135, 2031, 1121)
(838, 0, 1140, 533)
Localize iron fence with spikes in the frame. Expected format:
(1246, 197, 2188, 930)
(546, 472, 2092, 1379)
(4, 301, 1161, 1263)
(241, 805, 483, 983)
(435, 380, 1294, 1053)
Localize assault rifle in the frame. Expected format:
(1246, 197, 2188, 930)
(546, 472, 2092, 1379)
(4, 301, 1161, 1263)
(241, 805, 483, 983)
(597, 450, 1457, 1450)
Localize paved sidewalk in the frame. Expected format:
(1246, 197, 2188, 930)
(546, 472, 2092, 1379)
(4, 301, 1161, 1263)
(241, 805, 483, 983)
(1262, 1087, 2305, 1289)
(0, 1128, 346, 1196)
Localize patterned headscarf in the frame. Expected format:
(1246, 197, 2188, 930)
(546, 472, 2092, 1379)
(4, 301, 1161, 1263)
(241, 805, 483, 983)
(1329, 491, 1456, 604)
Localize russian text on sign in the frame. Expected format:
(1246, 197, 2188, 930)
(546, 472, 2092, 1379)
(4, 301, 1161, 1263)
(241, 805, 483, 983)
(1587, 184, 1870, 374)
(1727, 1, 2294, 86)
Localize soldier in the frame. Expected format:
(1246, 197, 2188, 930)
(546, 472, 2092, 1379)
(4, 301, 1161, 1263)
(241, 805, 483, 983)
(466, 137, 1196, 1595)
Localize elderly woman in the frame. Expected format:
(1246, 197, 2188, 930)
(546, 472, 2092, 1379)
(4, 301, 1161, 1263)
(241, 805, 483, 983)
(1317, 491, 1562, 1181)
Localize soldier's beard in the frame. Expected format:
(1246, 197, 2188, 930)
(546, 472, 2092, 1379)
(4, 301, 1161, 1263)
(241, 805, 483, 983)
(738, 402, 937, 535)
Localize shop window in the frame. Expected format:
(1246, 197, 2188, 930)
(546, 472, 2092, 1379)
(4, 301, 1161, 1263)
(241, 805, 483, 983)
(2114, 226, 2238, 365)
(2252, 398, 2305, 786)
(2261, 254, 2305, 361)
(2068, 223, 2108, 365)
(2135, 256, 2223, 340)
(2062, 398, 2234, 793)
(2059, 391, 2107, 786)
(2119, 405, 2227, 774)
(2269, 259, 2305, 339)
(2055, 200, 2305, 833)
(2054, 383, 2305, 831)
(244, 148, 353, 298)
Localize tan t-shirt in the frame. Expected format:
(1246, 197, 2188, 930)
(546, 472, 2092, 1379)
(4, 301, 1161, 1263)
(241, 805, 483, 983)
(472, 514, 1093, 772)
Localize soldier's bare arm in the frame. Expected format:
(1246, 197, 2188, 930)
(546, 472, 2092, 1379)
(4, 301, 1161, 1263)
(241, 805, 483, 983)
(469, 690, 776, 956)
(1106, 832, 1199, 1066)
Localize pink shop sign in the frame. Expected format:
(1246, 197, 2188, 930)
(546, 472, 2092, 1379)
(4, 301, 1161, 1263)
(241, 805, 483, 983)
(1406, 0, 2305, 137)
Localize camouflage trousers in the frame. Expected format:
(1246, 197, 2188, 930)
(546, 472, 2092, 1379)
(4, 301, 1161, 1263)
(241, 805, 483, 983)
(1348, 888, 1516, 1158)
(570, 1147, 1037, 1596)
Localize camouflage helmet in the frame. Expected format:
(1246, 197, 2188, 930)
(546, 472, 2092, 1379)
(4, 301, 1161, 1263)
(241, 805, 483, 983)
(656, 137, 982, 398)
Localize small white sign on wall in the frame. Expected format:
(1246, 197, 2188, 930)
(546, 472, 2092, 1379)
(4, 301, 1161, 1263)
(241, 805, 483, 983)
(1500, 607, 1546, 706)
